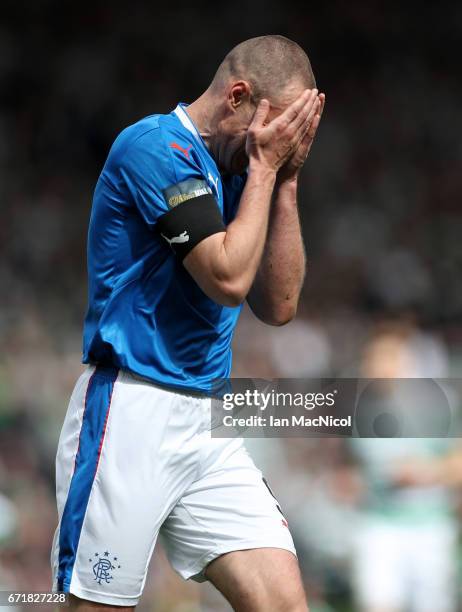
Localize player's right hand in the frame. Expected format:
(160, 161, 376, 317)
(245, 88, 319, 173)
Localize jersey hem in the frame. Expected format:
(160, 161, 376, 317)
(83, 360, 217, 398)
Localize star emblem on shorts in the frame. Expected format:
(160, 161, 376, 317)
(88, 552, 122, 570)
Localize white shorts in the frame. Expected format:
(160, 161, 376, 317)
(50, 365, 295, 606)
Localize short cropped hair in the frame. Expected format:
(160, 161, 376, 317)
(211, 35, 316, 103)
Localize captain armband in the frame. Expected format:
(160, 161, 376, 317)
(157, 178, 226, 260)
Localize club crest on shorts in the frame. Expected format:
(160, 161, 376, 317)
(88, 551, 121, 585)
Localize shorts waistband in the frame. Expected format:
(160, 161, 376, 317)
(88, 362, 209, 400)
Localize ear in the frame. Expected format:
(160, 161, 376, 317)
(228, 81, 252, 110)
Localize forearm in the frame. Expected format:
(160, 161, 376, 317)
(219, 163, 277, 285)
(184, 163, 276, 306)
(248, 178, 306, 324)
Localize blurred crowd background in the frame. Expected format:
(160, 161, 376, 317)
(1, 1, 461, 610)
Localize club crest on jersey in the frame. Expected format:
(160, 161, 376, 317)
(88, 551, 121, 585)
(170, 142, 192, 159)
(163, 178, 212, 209)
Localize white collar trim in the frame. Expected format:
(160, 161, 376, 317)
(174, 104, 201, 142)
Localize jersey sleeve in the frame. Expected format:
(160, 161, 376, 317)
(119, 131, 175, 226)
(120, 129, 225, 259)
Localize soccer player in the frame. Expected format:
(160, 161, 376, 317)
(51, 35, 325, 611)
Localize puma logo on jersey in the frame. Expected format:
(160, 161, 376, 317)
(208, 172, 219, 196)
(161, 231, 190, 245)
(170, 142, 193, 159)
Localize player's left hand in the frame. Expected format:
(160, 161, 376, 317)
(277, 93, 325, 183)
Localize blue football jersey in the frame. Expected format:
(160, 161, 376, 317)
(82, 104, 246, 393)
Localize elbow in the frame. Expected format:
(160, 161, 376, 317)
(266, 309, 296, 326)
(213, 278, 248, 308)
(258, 303, 297, 326)
(272, 313, 296, 326)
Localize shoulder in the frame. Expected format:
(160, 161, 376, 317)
(112, 112, 198, 168)
(108, 114, 163, 162)
(105, 114, 186, 187)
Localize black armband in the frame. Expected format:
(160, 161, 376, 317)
(157, 194, 226, 260)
